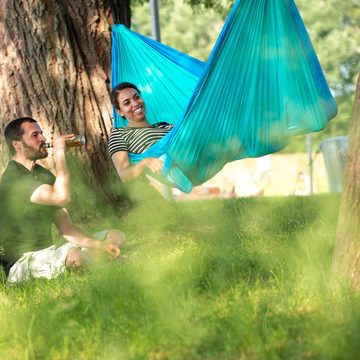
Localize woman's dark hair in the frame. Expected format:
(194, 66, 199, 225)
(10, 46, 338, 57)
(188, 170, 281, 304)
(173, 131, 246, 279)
(4, 117, 37, 155)
(110, 82, 141, 110)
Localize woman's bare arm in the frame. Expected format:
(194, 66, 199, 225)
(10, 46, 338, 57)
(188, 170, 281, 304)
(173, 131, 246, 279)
(111, 151, 164, 182)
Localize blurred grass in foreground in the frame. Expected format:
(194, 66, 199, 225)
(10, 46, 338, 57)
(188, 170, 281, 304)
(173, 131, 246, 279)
(2, 191, 360, 359)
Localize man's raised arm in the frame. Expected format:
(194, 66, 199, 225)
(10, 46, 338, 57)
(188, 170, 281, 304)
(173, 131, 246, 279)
(30, 134, 74, 206)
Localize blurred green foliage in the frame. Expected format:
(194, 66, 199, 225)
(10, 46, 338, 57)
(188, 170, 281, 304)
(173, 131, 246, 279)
(132, 0, 226, 61)
(5, 194, 360, 358)
(297, 0, 360, 92)
(131, 0, 359, 152)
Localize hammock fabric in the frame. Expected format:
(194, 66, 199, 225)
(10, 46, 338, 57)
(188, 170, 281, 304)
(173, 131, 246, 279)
(111, 0, 337, 193)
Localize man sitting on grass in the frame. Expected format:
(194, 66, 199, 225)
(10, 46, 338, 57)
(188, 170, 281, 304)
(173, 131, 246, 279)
(0, 117, 124, 283)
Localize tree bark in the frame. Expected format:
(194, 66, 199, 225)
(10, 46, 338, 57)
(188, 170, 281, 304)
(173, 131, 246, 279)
(108, 0, 131, 25)
(0, 0, 130, 199)
(332, 74, 360, 288)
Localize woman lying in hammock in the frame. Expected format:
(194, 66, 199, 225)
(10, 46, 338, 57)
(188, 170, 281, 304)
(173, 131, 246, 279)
(108, 82, 173, 183)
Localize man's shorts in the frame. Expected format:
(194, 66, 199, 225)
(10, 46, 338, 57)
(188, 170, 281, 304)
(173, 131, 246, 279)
(7, 231, 109, 283)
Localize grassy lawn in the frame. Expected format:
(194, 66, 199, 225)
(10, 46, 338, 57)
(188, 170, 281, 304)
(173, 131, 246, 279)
(1, 189, 360, 359)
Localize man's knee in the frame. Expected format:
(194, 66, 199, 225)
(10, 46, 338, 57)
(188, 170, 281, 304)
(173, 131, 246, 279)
(65, 247, 87, 270)
(105, 229, 126, 247)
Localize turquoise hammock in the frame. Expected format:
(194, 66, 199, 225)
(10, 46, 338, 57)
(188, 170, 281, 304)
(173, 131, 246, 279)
(111, 0, 337, 193)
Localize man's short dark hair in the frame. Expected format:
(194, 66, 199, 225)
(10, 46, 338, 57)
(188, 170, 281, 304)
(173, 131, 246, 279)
(110, 82, 141, 110)
(4, 117, 37, 155)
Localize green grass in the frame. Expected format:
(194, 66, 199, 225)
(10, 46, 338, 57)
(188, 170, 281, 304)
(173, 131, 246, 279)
(1, 190, 360, 359)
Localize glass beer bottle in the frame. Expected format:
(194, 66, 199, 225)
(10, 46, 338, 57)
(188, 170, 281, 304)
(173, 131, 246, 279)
(44, 135, 86, 149)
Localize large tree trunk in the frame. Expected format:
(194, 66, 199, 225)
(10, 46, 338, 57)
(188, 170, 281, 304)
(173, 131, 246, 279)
(332, 74, 360, 288)
(0, 0, 130, 198)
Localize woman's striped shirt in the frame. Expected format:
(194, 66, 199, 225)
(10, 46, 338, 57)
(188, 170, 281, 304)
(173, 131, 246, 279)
(108, 122, 173, 157)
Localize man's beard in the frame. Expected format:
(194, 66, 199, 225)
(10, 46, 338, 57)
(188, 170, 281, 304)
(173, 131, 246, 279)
(21, 139, 48, 160)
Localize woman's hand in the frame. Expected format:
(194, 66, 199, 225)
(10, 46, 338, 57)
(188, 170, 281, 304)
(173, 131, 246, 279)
(142, 157, 164, 174)
(112, 151, 164, 182)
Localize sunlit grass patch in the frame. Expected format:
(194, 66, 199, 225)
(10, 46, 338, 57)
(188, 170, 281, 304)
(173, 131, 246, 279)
(3, 193, 360, 359)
